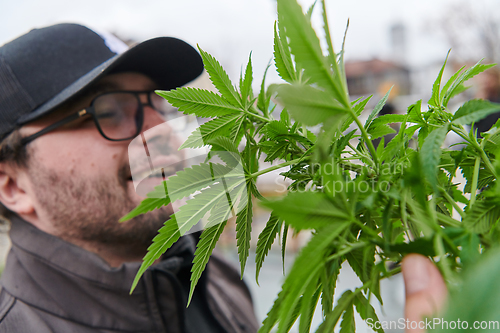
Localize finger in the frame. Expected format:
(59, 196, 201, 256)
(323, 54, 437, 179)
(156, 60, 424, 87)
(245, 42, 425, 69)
(402, 254, 447, 333)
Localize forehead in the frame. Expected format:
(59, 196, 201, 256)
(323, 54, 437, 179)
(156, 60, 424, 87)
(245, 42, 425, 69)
(94, 72, 158, 92)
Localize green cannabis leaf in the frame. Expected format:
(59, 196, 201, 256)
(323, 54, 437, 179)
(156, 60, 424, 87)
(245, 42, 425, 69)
(124, 0, 500, 330)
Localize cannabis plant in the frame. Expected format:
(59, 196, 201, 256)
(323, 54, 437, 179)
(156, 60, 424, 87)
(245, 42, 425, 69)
(122, 0, 500, 331)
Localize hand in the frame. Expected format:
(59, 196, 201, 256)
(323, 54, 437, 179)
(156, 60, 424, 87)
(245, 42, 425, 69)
(402, 254, 448, 333)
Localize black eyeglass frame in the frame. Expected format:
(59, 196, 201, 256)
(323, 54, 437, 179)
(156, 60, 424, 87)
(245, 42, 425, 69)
(20, 91, 163, 145)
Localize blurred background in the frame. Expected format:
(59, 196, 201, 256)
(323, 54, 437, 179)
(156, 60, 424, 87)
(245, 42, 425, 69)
(2, 0, 500, 331)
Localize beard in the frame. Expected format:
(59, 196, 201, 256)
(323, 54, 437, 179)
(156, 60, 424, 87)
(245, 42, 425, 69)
(27, 159, 172, 259)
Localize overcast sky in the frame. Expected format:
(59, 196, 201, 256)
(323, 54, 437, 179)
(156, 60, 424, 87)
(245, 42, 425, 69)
(1, 0, 498, 86)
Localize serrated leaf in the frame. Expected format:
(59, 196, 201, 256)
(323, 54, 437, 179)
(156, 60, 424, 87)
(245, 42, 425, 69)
(130, 216, 180, 293)
(464, 168, 495, 193)
(405, 124, 421, 139)
(321, 258, 341, 316)
(320, 0, 336, 69)
(148, 162, 236, 201)
(180, 114, 239, 149)
(367, 123, 396, 140)
(428, 50, 450, 107)
(305, 0, 317, 19)
(370, 264, 383, 306)
(369, 114, 406, 128)
(281, 222, 289, 275)
(242, 140, 259, 174)
(276, 222, 350, 332)
(121, 162, 238, 222)
(263, 141, 289, 162)
(277, 0, 348, 107)
(120, 197, 171, 222)
(259, 289, 285, 333)
(240, 53, 253, 107)
(189, 219, 228, 305)
(261, 191, 352, 230)
(275, 84, 349, 126)
(274, 22, 296, 83)
(207, 136, 239, 154)
(281, 298, 302, 333)
(205, 180, 245, 230)
(420, 124, 449, 191)
(256, 213, 282, 284)
(258, 60, 273, 114)
(407, 100, 424, 124)
(334, 130, 356, 159)
(447, 84, 470, 102)
(284, 133, 314, 149)
(339, 303, 355, 333)
(280, 108, 291, 126)
(299, 283, 321, 333)
(417, 125, 429, 149)
(174, 174, 246, 237)
(316, 290, 355, 333)
(236, 186, 253, 276)
(375, 136, 385, 155)
(364, 87, 392, 129)
(341, 96, 372, 132)
(157, 88, 241, 118)
(463, 199, 500, 234)
(265, 120, 289, 139)
(440, 65, 466, 107)
(483, 130, 500, 154)
(381, 134, 403, 162)
(338, 19, 350, 91)
(452, 99, 500, 125)
(345, 245, 374, 284)
(442, 60, 495, 107)
(353, 294, 383, 333)
(198, 46, 243, 108)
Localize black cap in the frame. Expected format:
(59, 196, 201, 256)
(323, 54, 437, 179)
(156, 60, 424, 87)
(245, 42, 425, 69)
(0, 23, 204, 140)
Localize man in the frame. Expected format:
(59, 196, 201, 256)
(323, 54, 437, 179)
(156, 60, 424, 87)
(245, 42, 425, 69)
(0, 23, 258, 332)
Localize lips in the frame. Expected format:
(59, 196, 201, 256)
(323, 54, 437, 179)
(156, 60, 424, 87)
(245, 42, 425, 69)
(126, 116, 208, 198)
(131, 155, 182, 180)
(129, 154, 185, 197)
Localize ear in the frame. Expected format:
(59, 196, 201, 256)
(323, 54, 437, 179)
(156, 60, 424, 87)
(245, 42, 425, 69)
(0, 163, 35, 216)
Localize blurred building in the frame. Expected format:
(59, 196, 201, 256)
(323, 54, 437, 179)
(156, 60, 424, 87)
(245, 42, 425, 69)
(345, 58, 411, 98)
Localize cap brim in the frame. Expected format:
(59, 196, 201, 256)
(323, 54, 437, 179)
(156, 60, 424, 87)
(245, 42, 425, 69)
(18, 37, 203, 125)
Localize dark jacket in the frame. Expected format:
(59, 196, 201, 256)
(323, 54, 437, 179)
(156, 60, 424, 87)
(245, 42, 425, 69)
(0, 217, 258, 333)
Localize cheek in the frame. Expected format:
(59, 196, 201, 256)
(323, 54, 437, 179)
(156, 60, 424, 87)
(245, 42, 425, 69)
(30, 133, 121, 177)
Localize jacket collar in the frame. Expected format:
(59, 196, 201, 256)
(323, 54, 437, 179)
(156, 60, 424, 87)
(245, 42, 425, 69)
(1, 216, 194, 331)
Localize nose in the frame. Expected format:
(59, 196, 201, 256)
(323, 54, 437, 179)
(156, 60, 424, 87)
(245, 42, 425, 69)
(141, 105, 166, 133)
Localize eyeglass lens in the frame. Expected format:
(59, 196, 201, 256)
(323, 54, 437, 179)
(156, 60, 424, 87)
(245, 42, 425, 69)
(149, 93, 179, 120)
(92, 92, 181, 141)
(93, 92, 140, 140)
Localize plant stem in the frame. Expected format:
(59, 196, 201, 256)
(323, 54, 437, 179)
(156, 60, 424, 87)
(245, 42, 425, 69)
(438, 186, 465, 219)
(469, 157, 481, 207)
(349, 108, 379, 166)
(434, 234, 454, 284)
(245, 109, 271, 123)
(401, 191, 413, 241)
(347, 142, 375, 168)
(436, 213, 462, 228)
(451, 124, 497, 177)
(325, 241, 369, 262)
(249, 158, 303, 178)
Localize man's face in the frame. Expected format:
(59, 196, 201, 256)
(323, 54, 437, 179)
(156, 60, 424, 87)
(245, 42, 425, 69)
(20, 72, 176, 258)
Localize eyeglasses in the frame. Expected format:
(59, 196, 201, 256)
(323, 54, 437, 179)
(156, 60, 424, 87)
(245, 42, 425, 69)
(21, 91, 178, 145)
